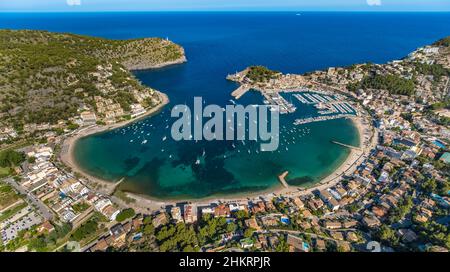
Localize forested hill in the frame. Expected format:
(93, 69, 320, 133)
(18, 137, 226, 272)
(0, 30, 185, 128)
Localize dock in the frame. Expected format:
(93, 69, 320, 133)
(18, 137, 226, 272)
(231, 85, 251, 99)
(278, 171, 290, 188)
(331, 141, 362, 151)
(109, 177, 125, 196)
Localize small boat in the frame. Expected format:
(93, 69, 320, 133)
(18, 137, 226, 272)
(162, 136, 167, 141)
(141, 140, 148, 145)
(195, 159, 200, 165)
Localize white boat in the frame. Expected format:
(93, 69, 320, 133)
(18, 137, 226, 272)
(141, 140, 148, 145)
(162, 136, 167, 141)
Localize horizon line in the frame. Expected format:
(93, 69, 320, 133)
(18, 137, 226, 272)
(1, 10, 450, 13)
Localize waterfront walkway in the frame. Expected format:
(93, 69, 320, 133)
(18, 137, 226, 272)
(331, 141, 362, 151)
(278, 171, 290, 188)
(231, 85, 250, 99)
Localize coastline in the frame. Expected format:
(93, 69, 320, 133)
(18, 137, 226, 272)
(58, 56, 374, 211)
(59, 91, 170, 195)
(129, 56, 188, 71)
(103, 114, 375, 212)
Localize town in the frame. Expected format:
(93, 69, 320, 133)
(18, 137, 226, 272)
(1, 36, 449, 252)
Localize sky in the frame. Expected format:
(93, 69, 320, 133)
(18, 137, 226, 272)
(1, 0, 450, 12)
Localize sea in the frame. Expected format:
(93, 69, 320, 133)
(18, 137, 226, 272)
(1, 12, 449, 199)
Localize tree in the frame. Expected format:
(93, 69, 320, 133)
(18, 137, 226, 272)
(0, 150, 26, 168)
(243, 228, 255, 238)
(115, 208, 135, 222)
(226, 222, 237, 233)
(143, 224, 155, 236)
(421, 179, 437, 194)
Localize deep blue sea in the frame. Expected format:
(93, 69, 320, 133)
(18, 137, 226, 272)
(2, 12, 449, 199)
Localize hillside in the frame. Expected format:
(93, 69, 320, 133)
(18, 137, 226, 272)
(0, 30, 186, 133)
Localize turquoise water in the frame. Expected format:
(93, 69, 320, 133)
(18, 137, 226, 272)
(3, 12, 450, 199)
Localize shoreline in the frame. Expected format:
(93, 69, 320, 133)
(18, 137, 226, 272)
(129, 56, 188, 71)
(59, 82, 374, 211)
(103, 115, 373, 212)
(59, 91, 170, 195)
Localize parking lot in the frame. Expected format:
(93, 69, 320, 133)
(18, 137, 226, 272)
(1, 208, 43, 244)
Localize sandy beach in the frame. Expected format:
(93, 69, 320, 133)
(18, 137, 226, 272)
(59, 91, 170, 196)
(59, 86, 375, 212)
(109, 113, 376, 212)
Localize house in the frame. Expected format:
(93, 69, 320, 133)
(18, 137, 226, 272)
(37, 221, 55, 234)
(292, 197, 305, 209)
(323, 221, 342, 230)
(439, 152, 450, 164)
(261, 216, 279, 227)
(251, 201, 266, 214)
(330, 231, 344, 241)
(398, 229, 418, 243)
(318, 190, 333, 203)
(80, 111, 97, 126)
(170, 207, 183, 223)
(315, 239, 326, 251)
(214, 204, 231, 218)
(327, 198, 340, 211)
(183, 204, 198, 224)
(287, 234, 310, 252)
(346, 232, 359, 242)
(342, 220, 358, 228)
(153, 212, 168, 228)
(362, 216, 381, 228)
(372, 206, 388, 218)
(240, 238, 254, 249)
(244, 218, 260, 231)
(90, 238, 109, 252)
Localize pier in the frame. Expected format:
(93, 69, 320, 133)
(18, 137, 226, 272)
(331, 141, 362, 151)
(231, 85, 251, 99)
(294, 114, 353, 125)
(278, 171, 290, 188)
(109, 177, 125, 196)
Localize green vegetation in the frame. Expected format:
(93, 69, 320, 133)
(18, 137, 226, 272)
(0, 149, 25, 168)
(115, 208, 135, 222)
(413, 62, 450, 81)
(0, 166, 10, 178)
(246, 66, 281, 83)
(155, 222, 199, 252)
(0, 182, 21, 210)
(72, 202, 90, 213)
(429, 99, 450, 111)
(197, 214, 231, 245)
(0, 202, 27, 222)
(71, 218, 100, 242)
(433, 37, 450, 47)
(351, 74, 416, 96)
(0, 30, 184, 127)
(388, 196, 413, 223)
(27, 223, 72, 252)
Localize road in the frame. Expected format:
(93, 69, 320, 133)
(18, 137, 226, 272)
(3, 177, 53, 221)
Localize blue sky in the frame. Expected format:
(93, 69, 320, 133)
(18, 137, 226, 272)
(1, 0, 450, 12)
